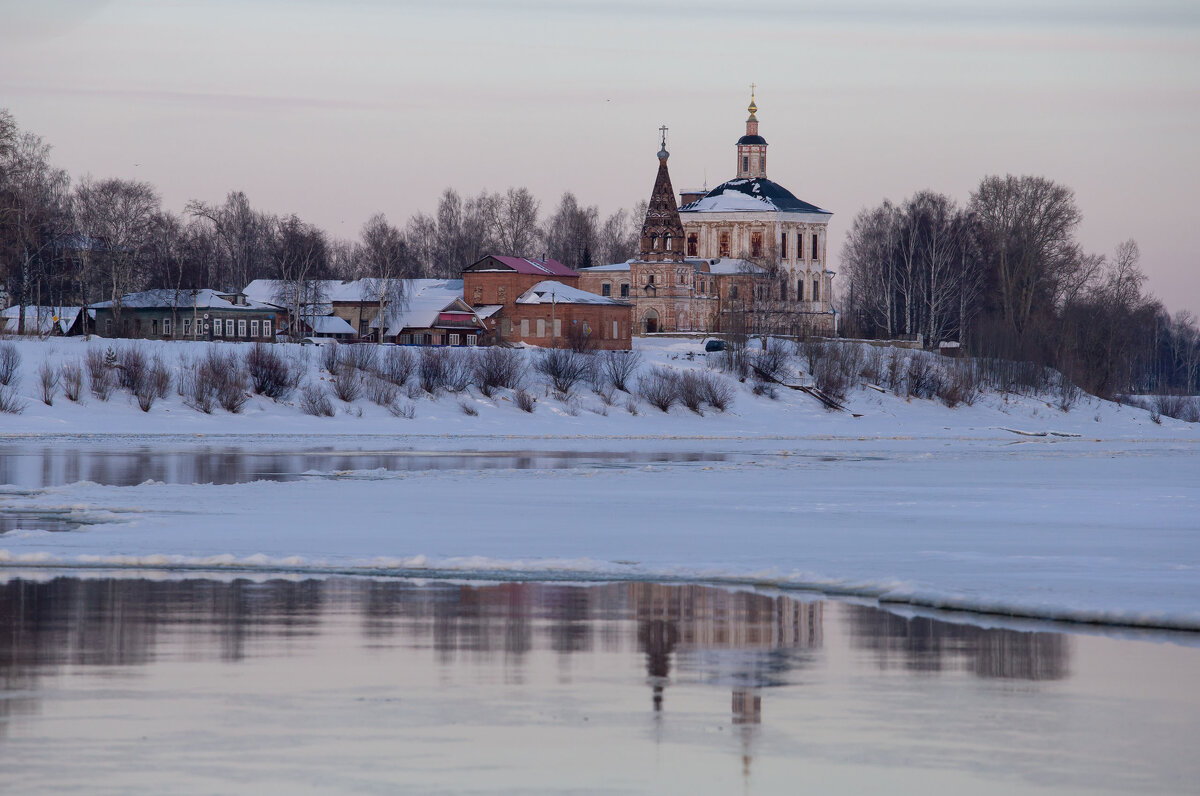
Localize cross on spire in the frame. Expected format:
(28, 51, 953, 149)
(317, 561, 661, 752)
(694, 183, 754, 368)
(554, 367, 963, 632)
(659, 125, 668, 148)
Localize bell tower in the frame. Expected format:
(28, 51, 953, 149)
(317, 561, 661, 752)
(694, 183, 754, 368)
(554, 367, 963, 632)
(736, 85, 767, 179)
(639, 126, 686, 263)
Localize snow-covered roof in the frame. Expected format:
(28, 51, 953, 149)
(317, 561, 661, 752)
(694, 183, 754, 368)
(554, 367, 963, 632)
(679, 177, 830, 215)
(306, 315, 356, 335)
(579, 261, 633, 272)
(243, 279, 381, 306)
(516, 281, 631, 306)
(466, 255, 578, 277)
(371, 279, 478, 336)
(701, 258, 765, 275)
(474, 304, 503, 319)
(90, 289, 276, 311)
(2, 305, 92, 335)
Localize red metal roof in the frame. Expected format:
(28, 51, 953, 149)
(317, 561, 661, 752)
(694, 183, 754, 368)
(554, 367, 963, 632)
(486, 256, 578, 277)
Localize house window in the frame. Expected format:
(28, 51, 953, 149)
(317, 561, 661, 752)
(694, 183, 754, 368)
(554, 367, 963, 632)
(751, 232, 763, 258)
(730, 285, 739, 300)
(687, 233, 698, 256)
(521, 319, 530, 338)
(601, 283, 611, 297)
(225, 319, 234, 337)
(620, 283, 629, 298)
(536, 319, 545, 338)
(449, 333, 461, 346)
(251, 320, 260, 337)
(163, 318, 172, 336)
(466, 334, 477, 347)
(719, 231, 731, 257)
(183, 318, 191, 337)
(423, 333, 432, 345)
(553, 319, 561, 338)
(263, 320, 272, 338)
(214, 318, 223, 337)
(612, 320, 618, 339)
(152, 319, 158, 336)
(812, 233, 820, 262)
(238, 319, 246, 337)
(105, 319, 112, 335)
(813, 278, 820, 303)
(780, 232, 788, 259)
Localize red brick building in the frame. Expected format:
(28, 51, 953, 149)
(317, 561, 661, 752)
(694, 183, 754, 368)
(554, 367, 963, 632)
(462, 256, 633, 350)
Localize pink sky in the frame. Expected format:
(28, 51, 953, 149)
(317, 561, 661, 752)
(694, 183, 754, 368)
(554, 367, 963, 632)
(3, 0, 1198, 312)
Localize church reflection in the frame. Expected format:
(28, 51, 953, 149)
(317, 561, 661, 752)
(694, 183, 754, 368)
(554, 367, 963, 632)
(0, 574, 1072, 776)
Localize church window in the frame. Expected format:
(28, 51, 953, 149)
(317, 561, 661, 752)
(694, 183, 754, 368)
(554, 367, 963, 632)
(730, 284, 739, 300)
(813, 278, 820, 303)
(751, 232, 763, 258)
(719, 232, 731, 257)
(648, 274, 655, 285)
(780, 277, 788, 300)
(620, 283, 629, 298)
(651, 235, 659, 250)
(665, 235, 672, 251)
(780, 232, 788, 259)
(601, 283, 611, 297)
(742, 155, 749, 174)
(797, 279, 804, 301)
(812, 233, 820, 262)
(761, 153, 765, 172)
(687, 233, 698, 256)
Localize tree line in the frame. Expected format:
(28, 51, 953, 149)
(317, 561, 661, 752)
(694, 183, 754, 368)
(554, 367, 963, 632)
(0, 109, 646, 333)
(839, 176, 1199, 397)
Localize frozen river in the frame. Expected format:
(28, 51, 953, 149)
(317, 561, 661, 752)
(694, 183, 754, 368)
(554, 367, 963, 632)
(0, 575, 1195, 794)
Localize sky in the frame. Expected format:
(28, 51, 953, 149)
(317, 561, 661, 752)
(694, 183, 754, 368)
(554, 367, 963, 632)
(2, 0, 1198, 312)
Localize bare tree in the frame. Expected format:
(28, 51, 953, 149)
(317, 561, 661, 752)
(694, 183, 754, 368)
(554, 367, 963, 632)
(74, 177, 159, 331)
(354, 213, 411, 343)
(269, 214, 330, 340)
(542, 192, 600, 269)
(186, 191, 271, 290)
(486, 187, 540, 256)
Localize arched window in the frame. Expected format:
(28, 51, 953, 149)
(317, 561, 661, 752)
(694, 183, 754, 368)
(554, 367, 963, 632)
(812, 233, 820, 262)
(687, 233, 698, 256)
(813, 277, 820, 303)
(797, 278, 804, 302)
(730, 284, 739, 300)
(780, 277, 788, 300)
(665, 235, 672, 251)
(719, 231, 731, 257)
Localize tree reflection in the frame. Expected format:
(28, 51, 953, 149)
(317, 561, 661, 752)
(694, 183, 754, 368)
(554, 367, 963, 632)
(844, 604, 1070, 680)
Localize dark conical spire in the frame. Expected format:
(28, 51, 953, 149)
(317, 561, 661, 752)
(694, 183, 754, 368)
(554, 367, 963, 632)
(640, 127, 686, 263)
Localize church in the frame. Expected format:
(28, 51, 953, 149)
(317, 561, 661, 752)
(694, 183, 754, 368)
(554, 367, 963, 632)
(578, 91, 837, 337)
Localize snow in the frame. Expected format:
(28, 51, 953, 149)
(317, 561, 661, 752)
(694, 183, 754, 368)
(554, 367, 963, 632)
(0, 336, 1197, 630)
(370, 280, 476, 336)
(516, 281, 630, 305)
(90, 289, 276, 311)
(305, 315, 355, 335)
(2, 306, 90, 336)
(682, 191, 777, 212)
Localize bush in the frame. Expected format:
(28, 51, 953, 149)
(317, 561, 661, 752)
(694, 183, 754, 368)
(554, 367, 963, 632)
(331, 365, 363, 402)
(638, 367, 679, 412)
(1056, 378, 1080, 412)
(366, 377, 399, 410)
(343, 344, 377, 373)
(299, 382, 334, 417)
(390, 401, 416, 419)
(85, 348, 115, 400)
(0, 385, 25, 414)
(749, 340, 792, 383)
(0, 343, 19, 386)
(61, 360, 84, 402)
(190, 349, 248, 413)
(937, 361, 980, 408)
(149, 356, 172, 399)
(698, 371, 734, 412)
(376, 346, 415, 386)
(135, 380, 157, 412)
(514, 388, 535, 413)
(752, 380, 777, 400)
(418, 347, 450, 394)
(536, 348, 592, 396)
(566, 324, 596, 354)
(717, 345, 750, 380)
(678, 372, 705, 414)
(246, 343, 298, 399)
(444, 349, 473, 393)
(458, 400, 479, 416)
(1154, 394, 1200, 423)
(905, 354, 940, 399)
(320, 341, 341, 374)
(117, 344, 147, 393)
(600, 350, 641, 393)
(38, 361, 59, 405)
(474, 347, 525, 397)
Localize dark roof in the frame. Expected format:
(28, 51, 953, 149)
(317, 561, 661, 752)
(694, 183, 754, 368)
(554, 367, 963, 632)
(737, 134, 767, 145)
(679, 177, 831, 215)
(466, 255, 578, 277)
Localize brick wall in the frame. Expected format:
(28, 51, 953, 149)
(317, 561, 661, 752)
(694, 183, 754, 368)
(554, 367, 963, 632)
(501, 302, 632, 351)
(463, 271, 578, 308)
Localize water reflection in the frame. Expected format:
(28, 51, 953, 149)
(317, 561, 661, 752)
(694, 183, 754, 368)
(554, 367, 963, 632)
(845, 603, 1070, 680)
(0, 446, 728, 488)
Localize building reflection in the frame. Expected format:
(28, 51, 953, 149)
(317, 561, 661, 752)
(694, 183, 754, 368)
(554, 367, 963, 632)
(843, 604, 1070, 680)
